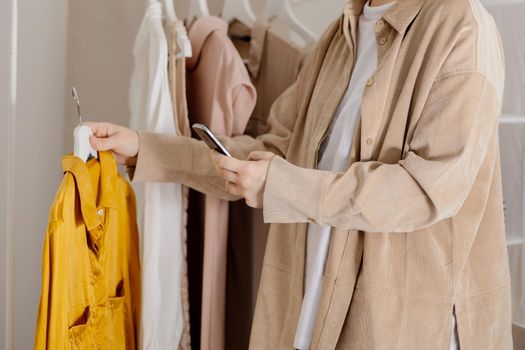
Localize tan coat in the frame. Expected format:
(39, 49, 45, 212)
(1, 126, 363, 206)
(132, 0, 512, 348)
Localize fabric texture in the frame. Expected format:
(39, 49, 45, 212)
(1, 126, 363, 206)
(245, 19, 307, 137)
(35, 152, 141, 349)
(131, 0, 512, 348)
(185, 15, 256, 350)
(167, 19, 192, 350)
(129, 2, 185, 348)
(295, 2, 396, 348)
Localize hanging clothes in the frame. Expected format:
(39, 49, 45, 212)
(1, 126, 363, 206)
(129, 1, 185, 349)
(34, 151, 141, 349)
(166, 19, 192, 350)
(186, 15, 257, 350)
(226, 19, 307, 350)
(245, 20, 307, 137)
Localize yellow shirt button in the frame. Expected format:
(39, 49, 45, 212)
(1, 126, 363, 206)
(366, 78, 374, 86)
(366, 138, 374, 146)
(97, 209, 104, 216)
(379, 37, 387, 45)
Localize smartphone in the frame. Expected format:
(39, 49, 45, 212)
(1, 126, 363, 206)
(192, 123, 232, 157)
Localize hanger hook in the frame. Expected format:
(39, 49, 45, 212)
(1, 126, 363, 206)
(72, 87, 82, 123)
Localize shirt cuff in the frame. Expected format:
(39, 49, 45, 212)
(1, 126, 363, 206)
(131, 132, 192, 183)
(262, 156, 334, 225)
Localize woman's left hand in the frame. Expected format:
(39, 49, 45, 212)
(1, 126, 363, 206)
(210, 150, 275, 208)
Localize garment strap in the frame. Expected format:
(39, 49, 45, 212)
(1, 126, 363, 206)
(62, 157, 102, 232)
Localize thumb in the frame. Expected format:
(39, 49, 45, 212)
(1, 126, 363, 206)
(248, 151, 275, 161)
(90, 135, 116, 151)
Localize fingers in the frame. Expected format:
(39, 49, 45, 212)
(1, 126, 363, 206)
(89, 134, 116, 151)
(82, 121, 98, 134)
(218, 168, 239, 183)
(248, 151, 275, 161)
(210, 150, 241, 185)
(83, 122, 117, 138)
(210, 150, 243, 172)
(225, 181, 243, 197)
(209, 150, 268, 208)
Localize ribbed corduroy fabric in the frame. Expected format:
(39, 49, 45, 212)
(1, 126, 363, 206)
(131, 0, 512, 348)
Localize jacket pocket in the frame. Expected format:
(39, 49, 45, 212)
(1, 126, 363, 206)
(107, 279, 129, 349)
(68, 306, 94, 349)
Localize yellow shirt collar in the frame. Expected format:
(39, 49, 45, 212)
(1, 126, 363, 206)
(61, 151, 120, 231)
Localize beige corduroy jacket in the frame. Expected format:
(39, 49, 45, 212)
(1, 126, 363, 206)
(132, 0, 512, 348)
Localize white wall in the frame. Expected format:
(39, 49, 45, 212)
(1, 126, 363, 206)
(0, 0, 14, 347)
(61, 0, 144, 146)
(13, 0, 69, 348)
(0, 0, 69, 349)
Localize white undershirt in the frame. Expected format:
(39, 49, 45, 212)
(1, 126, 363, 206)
(293, 2, 460, 349)
(294, 2, 396, 349)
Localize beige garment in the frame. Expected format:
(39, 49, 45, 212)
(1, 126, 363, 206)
(167, 20, 192, 350)
(185, 16, 256, 350)
(132, 0, 512, 348)
(226, 20, 307, 350)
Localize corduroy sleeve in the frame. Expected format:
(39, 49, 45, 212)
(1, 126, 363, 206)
(262, 72, 502, 232)
(131, 72, 303, 200)
(130, 21, 338, 200)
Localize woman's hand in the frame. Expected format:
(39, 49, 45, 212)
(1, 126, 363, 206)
(83, 122, 139, 166)
(210, 150, 275, 208)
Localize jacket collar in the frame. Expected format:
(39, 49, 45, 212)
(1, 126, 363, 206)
(345, 0, 426, 34)
(186, 16, 229, 70)
(62, 151, 119, 231)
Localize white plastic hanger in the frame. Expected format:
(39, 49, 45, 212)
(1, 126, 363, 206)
(186, 0, 210, 23)
(263, 0, 318, 44)
(221, 0, 256, 27)
(72, 87, 98, 162)
(163, 0, 192, 58)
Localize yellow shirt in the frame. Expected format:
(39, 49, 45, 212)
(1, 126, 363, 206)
(35, 151, 141, 349)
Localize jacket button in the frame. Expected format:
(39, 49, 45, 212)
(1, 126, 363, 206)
(366, 78, 374, 86)
(376, 19, 384, 28)
(379, 37, 387, 45)
(366, 138, 374, 146)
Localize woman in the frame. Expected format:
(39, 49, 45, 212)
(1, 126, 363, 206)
(86, 0, 512, 348)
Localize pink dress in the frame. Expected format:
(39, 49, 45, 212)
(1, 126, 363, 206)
(186, 16, 256, 350)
